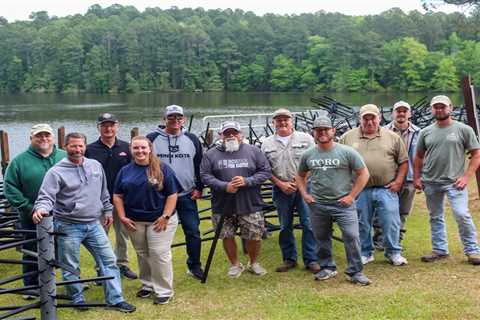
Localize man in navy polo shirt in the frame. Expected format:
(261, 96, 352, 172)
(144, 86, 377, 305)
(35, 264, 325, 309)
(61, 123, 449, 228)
(85, 113, 137, 280)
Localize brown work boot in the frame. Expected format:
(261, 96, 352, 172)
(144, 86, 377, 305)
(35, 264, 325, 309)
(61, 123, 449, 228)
(275, 260, 297, 272)
(421, 251, 449, 263)
(306, 262, 321, 274)
(467, 254, 480, 265)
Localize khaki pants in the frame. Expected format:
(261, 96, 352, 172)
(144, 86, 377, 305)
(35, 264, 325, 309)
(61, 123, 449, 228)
(113, 209, 131, 266)
(128, 215, 178, 297)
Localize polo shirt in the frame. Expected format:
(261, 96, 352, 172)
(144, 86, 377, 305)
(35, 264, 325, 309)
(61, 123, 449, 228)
(339, 127, 408, 187)
(85, 138, 131, 197)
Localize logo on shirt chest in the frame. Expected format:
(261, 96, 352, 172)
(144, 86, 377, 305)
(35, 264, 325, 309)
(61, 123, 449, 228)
(446, 133, 458, 142)
(169, 145, 180, 153)
(309, 158, 340, 171)
(217, 159, 249, 169)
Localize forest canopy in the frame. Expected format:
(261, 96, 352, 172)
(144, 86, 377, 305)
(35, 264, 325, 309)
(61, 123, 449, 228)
(1, 4, 480, 93)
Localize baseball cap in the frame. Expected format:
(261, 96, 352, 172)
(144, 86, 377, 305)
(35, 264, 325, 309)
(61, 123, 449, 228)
(359, 104, 380, 117)
(30, 124, 54, 136)
(272, 108, 293, 119)
(430, 95, 452, 107)
(312, 115, 333, 129)
(219, 120, 242, 134)
(97, 113, 118, 124)
(165, 105, 184, 116)
(393, 101, 411, 111)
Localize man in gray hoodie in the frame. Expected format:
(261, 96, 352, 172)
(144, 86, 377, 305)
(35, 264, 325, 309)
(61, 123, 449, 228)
(32, 132, 135, 313)
(147, 105, 205, 280)
(200, 121, 272, 278)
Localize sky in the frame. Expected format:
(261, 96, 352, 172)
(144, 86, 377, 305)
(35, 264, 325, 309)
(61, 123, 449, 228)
(0, 0, 467, 22)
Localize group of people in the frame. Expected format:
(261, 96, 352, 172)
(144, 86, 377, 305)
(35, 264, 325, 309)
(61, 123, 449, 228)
(3, 94, 480, 312)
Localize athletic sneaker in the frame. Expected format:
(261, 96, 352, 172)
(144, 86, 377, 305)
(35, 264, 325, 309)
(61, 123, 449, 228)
(187, 267, 205, 280)
(227, 263, 245, 278)
(136, 288, 153, 298)
(247, 262, 267, 276)
(153, 296, 171, 305)
(361, 255, 375, 265)
(313, 269, 338, 281)
(106, 301, 136, 313)
(348, 272, 372, 286)
(388, 254, 408, 266)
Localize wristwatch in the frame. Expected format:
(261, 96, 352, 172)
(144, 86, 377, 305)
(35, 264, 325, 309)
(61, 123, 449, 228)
(161, 215, 170, 220)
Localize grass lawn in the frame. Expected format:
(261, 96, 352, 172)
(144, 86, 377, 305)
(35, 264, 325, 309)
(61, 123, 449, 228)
(1, 182, 480, 320)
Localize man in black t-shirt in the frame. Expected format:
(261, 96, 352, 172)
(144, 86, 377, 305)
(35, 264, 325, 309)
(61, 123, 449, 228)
(85, 113, 137, 280)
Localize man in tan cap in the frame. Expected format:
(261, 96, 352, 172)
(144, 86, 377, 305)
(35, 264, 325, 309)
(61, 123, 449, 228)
(414, 95, 480, 265)
(340, 104, 409, 266)
(4, 124, 66, 298)
(261, 108, 320, 273)
(383, 101, 421, 242)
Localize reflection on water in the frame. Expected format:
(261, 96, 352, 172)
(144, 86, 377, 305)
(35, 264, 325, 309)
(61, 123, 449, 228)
(0, 91, 464, 163)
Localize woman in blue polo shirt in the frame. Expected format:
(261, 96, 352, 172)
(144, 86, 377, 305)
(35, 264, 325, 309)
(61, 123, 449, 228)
(113, 136, 180, 305)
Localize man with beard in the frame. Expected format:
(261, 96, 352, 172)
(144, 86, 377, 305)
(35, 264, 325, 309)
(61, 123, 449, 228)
(382, 101, 421, 242)
(4, 124, 66, 298)
(85, 113, 137, 280)
(32, 133, 136, 313)
(340, 104, 409, 266)
(200, 121, 271, 278)
(261, 108, 320, 273)
(147, 105, 205, 280)
(414, 95, 480, 265)
(296, 115, 371, 285)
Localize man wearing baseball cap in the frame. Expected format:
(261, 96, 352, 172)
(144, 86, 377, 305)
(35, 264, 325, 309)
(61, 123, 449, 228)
(297, 115, 371, 285)
(261, 108, 320, 273)
(85, 113, 137, 280)
(340, 104, 409, 266)
(147, 105, 205, 280)
(200, 121, 272, 278)
(414, 95, 480, 265)
(383, 101, 421, 242)
(4, 123, 66, 297)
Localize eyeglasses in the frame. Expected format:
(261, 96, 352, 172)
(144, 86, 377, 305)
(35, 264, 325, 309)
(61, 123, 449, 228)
(166, 115, 184, 121)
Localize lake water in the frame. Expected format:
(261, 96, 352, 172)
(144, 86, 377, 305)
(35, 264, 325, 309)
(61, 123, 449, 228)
(0, 91, 465, 167)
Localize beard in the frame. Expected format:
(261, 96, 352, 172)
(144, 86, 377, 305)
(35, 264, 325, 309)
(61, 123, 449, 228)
(434, 113, 450, 121)
(224, 138, 240, 153)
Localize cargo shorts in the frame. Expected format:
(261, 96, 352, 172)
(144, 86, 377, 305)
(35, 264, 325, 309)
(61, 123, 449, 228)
(211, 211, 265, 241)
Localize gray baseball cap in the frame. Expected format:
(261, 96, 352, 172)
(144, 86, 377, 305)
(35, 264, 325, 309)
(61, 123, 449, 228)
(165, 105, 184, 116)
(219, 120, 242, 134)
(312, 115, 333, 129)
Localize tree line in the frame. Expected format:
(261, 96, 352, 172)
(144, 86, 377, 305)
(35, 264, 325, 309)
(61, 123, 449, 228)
(1, 4, 480, 94)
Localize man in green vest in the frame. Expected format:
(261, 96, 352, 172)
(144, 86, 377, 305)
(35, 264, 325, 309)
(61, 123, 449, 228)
(4, 124, 66, 297)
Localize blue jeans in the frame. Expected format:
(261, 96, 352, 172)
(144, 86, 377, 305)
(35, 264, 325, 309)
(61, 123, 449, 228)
(356, 187, 402, 257)
(309, 202, 363, 275)
(423, 183, 480, 255)
(273, 187, 318, 265)
(177, 194, 202, 270)
(55, 220, 124, 305)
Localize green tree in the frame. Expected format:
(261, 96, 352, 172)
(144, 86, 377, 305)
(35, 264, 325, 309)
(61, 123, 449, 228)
(270, 55, 301, 91)
(431, 57, 458, 91)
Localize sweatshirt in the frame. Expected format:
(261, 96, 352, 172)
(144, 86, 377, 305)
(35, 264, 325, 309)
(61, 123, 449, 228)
(147, 128, 204, 196)
(34, 157, 113, 224)
(200, 143, 271, 216)
(4, 145, 66, 224)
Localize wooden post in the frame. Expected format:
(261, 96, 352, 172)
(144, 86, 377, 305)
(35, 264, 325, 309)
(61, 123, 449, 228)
(0, 130, 10, 176)
(462, 75, 480, 197)
(206, 128, 214, 146)
(130, 127, 139, 139)
(57, 126, 65, 150)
